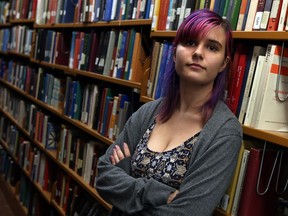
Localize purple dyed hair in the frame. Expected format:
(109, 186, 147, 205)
(157, 9, 233, 124)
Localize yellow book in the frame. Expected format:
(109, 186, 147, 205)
(151, 0, 161, 30)
(219, 141, 244, 213)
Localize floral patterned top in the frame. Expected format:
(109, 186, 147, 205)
(131, 120, 200, 189)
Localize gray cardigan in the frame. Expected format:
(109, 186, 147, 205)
(96, 99, 243, 216)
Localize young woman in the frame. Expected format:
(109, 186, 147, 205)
(96, 9, 243, 216)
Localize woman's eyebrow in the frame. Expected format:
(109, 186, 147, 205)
(206, 39, 223, 48)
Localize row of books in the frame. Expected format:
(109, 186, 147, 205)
(0, 147, 108, 216)
(54, 174, 109, 216)
(0, 87, 126, 190)
(33, 0, 153, 25)
(0, 115, 56, 190)
(57, 124, 107, 186)
(0, 26, 33, 55)
(151, 0, 288, 31)
(0, 88, 59, 148)
(0, 60, 136, 139)
(147, 40, 173, 99)
(226, 43, 288, 132)
(219, 140, 288, 216)
(152, 0, 202, 31)
(33, 28, 147, 82)
(8, 0, 37, 21)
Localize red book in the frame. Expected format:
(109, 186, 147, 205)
(31, 0, 38, 20)
(73, 33, 81, 69)
(226, 44, 243, 109)
(230, 46, 249, 115)
(87, 32, 99, 72)
(267, 0, 283, 30)
(42, 159, 50, 191)
(237, 148, 279, 216)
(55, 32, 70, 66)
(157, 0, 170, 30)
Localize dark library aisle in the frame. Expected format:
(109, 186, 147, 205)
(0, 185, 16, 216)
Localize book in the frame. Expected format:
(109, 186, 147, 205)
(255, 45, 288, 131)
(249, 44, 276, 128)
(260, 0, 274, 30)
(61, 0, 76, 23)
(237, 148, 279, 216)
(103, 30, 117, 76)
(229, 46, 249, 115)
(277, 0, 288, 30)
(220, 141, 245, 213)
(229, 0, 242, 30)
(238, 45, 267, 124)
(244, 0, 260, 30)
(226, 43, 244, 109)
(243, 55, 266, 126)
(252, 0, 266, 30)
(147, 41, 161, 97)
(267, 0, 283, 30)
(230, 148, 250, 216)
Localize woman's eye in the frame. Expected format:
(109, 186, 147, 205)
(208, 45, 218, 51)
(186, 41, 196, 46)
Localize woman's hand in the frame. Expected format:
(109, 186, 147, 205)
(110, 143, 131, 165)
(167, 190, 179, 204)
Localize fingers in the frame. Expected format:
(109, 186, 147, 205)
(110, 144, 130, 165)
(110, 155, 116, 165)
(115, 145, 125, 160)
(167, 190, 179, 204)
(123, 142, 131, 157)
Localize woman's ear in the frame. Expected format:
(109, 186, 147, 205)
(219, 56, 230, 72)
(173, 47, 176, 62)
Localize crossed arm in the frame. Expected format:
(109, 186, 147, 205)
(110, 143, 179, 204)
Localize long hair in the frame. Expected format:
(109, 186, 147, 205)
(157, 9, 233, 124)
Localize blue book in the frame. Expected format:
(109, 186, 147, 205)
(45, 122, 59, 150)
(116, 30, 128, 79)
(94, 0, 101, 21)
(155, 41, 170, 99)
(103, 0, 113, 21)
(213, 0, 222, 14)
(73, 81, 82, 120)
(61, 0, 76, 23)
(44, 30, 54, 62)
(101, 96, 113, 135)
(241, 0, 252, 31)
(144, 0, 152, 19)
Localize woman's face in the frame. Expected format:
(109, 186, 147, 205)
(174, 26, 229, 88)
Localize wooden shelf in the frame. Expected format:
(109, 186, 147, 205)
(30, 59, 142, 89)
(150, 30, 288, 40)
(9, 19, 35, 25)
(243, 125, 288, 148)
(34, 19, 152, 29)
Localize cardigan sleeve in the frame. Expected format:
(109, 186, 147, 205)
(95, 100, 177, 214)
(96, 100, 242, 216)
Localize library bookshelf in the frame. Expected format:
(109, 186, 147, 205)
(0, 1, 288, 216)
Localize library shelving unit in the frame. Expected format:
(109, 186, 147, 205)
(0, 2, 288, 216)
(0, 5, 153, 215)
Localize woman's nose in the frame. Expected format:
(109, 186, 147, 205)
(192, 45, 204, 59)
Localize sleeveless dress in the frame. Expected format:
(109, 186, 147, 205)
(131, 120, 200, 189)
